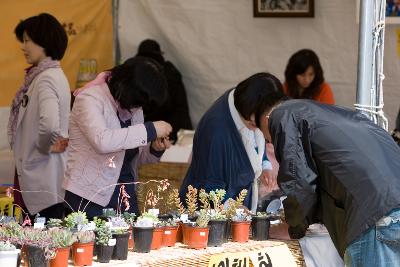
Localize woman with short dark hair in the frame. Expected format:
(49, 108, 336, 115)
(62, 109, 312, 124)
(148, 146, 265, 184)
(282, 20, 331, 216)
(179, 73, 284, 212)
(8, 13, 70, 220)
(284, 49, 335, 104)
(63, 57, 172, 218)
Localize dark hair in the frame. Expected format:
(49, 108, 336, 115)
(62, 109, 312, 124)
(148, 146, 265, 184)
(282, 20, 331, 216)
(284, 49, 324, 99)
(136, 39, 165, 64)
(234, 73, 286, 127)
(107, 56, 168, 111)
(15, 13, 68, 60)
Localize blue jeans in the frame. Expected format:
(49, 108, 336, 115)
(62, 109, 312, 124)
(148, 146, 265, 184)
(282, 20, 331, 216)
(344, 208, 400, 267)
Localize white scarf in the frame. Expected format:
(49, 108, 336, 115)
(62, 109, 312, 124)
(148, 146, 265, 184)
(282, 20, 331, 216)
(228, 90, 265, 212)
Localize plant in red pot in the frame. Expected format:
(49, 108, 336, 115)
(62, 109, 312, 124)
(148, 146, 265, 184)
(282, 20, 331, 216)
(48, 227, 76, 267)
(72, 230, 95, 266)
(161, 218, 179, 247)
(231, 211, 252, 243)
(186, 209, 210, 249)
(224, 189, 248, 242)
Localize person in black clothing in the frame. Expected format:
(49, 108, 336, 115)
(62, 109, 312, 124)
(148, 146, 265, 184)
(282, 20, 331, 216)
(392, 108, 400, 145)
(125, 39, 193, 142)
(254, 84, 400, 266)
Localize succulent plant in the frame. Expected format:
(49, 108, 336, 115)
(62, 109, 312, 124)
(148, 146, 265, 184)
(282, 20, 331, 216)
(122, 212, 136, 226)
(161, 218, 178, 227)
(225, 189, 248, 219)
(135, 212, 159, 227)
(64, 211, 88, 230)
(195, 209, 210, 228)
(231, 213, 252, 222)
(48, 228, 77, 248)
(23, 228, 56, 259)
(170, 189, 186, 215)
(95, 224, 112, 246)
(186, 185, 198, 217)
(0, 240, 16, 251)
(198, 189, 210, 210)
(74, 230, 95, 244)
(47, 218, 63, 228)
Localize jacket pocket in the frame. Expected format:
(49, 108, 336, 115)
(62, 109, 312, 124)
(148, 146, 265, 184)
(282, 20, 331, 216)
(376, 220, 400, 247)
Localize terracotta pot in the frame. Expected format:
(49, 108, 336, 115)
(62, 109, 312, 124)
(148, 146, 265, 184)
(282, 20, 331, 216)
(128, 226, 134, 250)
(150, 227, 164, 250)
(72, 242, 94, 266)
(176, 222, 183, 243)
(186, 226, 209, 249)
(50, 247, 70, 267)
(161, 226, 178, 247)
(231, 221, 251, 243)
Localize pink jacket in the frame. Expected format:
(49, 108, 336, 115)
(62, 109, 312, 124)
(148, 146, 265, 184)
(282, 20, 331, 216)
(63, 83, 159, 207)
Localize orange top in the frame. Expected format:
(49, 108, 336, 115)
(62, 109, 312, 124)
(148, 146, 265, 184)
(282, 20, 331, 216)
(283, 82, 335, 105)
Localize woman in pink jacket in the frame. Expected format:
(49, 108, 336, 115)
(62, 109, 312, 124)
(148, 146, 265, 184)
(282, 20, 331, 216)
(63, 57, 172, 218)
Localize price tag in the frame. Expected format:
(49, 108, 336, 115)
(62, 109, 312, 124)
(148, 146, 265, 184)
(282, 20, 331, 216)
(33, 222, 45, 229)
(200, 232, 206, 236)
(108, 239, 116, 246)
(165, 230, 171, 235)
(76, 248, 84, 253)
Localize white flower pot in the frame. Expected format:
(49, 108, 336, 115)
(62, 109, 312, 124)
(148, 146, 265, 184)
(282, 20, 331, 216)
(0, 249, 20, 266)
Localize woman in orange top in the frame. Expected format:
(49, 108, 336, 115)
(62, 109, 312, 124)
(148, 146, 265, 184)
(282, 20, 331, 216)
(283, 49, 334, 104)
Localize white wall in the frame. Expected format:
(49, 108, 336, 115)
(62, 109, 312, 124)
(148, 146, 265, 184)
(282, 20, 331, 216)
(118, 0, 399, 129)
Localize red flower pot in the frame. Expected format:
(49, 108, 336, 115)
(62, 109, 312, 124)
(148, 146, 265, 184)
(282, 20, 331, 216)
(50, 247, 70, 267)
(72, 242, 94, 266)
(150, 227, 164, 250)
(162, 226, 178, 247)
(231, 221, 251, 243)
(186, 226, 209, 249)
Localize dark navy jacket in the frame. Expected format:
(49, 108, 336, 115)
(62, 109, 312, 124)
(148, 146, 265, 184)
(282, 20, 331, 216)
(179, 90, 254, 207)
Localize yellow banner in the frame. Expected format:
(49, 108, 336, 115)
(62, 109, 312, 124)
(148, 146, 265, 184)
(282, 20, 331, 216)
(0, 0, 113, 107)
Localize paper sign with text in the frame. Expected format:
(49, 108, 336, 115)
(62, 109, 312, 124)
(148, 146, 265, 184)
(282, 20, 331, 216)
(249, 244, 297, 267)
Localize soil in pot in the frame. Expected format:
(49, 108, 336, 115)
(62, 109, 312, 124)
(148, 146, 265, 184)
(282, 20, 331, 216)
(231, 221, 251, 243)
(50, 247, 70, 267)
(251, 216, 270, 241)
(112, 232, 130, 260)
(26, 245, 49, 267)
(133, 227, 154, 253)
(151, 227, 164, 250)
(96, 244, 114, 263)
(207, 220, 227, 247)
(162, 226, 178, 247)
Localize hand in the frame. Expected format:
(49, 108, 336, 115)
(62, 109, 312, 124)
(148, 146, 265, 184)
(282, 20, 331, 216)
(50, 137, 69, 153)
(153, 121, 172, 138)
(259, 169, 278, 193)
(151, 137, 172, 151)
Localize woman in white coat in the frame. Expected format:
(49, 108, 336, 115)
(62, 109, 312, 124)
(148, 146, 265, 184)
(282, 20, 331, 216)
(63, 57, 172, 218)
(8, 13, 70, 220)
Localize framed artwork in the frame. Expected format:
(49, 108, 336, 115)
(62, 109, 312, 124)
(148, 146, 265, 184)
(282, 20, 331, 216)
(253, 0, 314, 18)
(356, 0, 400, 24)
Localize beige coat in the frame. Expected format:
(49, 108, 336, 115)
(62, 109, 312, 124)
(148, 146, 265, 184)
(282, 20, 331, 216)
(13, 68, 70, 214)
(63, 83, 160, 207)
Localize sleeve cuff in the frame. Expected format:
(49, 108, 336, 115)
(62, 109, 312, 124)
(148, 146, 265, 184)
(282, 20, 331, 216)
(144, 122, 157, 142)
(150, 145, 164, 158)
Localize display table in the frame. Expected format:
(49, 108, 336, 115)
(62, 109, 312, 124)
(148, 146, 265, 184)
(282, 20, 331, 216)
(67, 240, 305, 266)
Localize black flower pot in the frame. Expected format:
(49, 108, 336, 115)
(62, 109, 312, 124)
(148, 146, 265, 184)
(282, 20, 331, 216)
(251, 216, 270, 241)
(223, 219, 232, 242)
(112, 232, 130, 260)
(133, 227, 154, 253)
(96, 244, 114, 263)
(26, 245, 49, 267)
(208, 220, 227, 247)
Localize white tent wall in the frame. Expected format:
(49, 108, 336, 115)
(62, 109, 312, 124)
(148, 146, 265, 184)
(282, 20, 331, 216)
(118, 0, 399, 129)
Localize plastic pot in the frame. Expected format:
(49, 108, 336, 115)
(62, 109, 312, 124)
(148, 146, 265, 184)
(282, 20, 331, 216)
(151, 227, 164, 250)
(162, 226, 178, 247)
(112, 232, 129, 260)
(223, 219, 232, 242)
(207, 220, 227, 247)
(133, 227, 154, 253)
(26, 245, 49, 267)
(186, 225, 209, 249)
(128, 226, 134, 250)
(231, 221, 251, 243)
(0, 249, 20, 267)
(50, 247, 70, 267)
(72, 242, 94, 266)
(251, 216, 270, 241)
(96, 244, 114, 263)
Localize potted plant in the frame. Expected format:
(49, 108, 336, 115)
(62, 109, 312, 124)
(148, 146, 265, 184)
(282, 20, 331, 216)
(122, 212, 136, 250)
(48, 227, 76, 267)
(64, 211, 89, 231)
(46, 219, 63, 229)
(231, 212, 252, 243)
(161, 219, 179, 247)
(95, 223, 115, 263)
(251, 212, 270, 241)
(23, 227, 55, 267)
(185, 209, 210, 249)
(0, 241, 20, 266)
(133, 212, 158, 253)
(169, 188, 186, 243)
(182, 185, 198, 245)
(201, 189, 227, 247)
(109, 216, 130, 260)
(224, 189, 248, 242)
(72, 230, 95, 266)
(1, 221, 25, 266)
